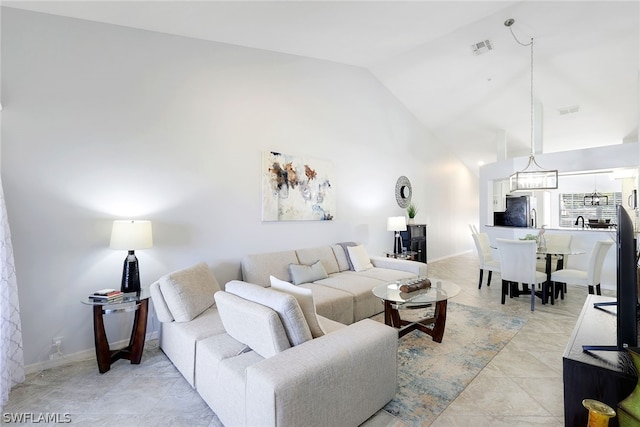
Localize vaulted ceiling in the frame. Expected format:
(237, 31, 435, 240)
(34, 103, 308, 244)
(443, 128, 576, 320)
(5, 1, 639, 173)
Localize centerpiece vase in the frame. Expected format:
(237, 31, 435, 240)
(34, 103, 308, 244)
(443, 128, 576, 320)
(583, 399, 616, 427)
(619, 348, 640, 427)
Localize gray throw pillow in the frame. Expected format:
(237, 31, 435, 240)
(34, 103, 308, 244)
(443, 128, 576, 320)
(288, 260, 329, 285)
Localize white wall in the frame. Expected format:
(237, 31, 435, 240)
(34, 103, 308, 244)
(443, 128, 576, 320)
(1, 8, 477, 368)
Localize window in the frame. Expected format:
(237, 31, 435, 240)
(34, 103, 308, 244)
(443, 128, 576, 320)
(559, 192, 622, 227)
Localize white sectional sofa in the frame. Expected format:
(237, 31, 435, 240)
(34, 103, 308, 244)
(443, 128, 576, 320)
(241, 243, 427, 324)
(149, 244, 425, 426)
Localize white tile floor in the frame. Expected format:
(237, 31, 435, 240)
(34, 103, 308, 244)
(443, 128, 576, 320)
(4, 252, 606, 426)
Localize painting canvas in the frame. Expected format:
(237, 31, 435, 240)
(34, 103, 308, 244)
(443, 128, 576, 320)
(262, 151, 335, 221)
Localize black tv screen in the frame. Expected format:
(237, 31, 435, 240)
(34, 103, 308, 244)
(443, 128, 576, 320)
(616, 204, 637, 350)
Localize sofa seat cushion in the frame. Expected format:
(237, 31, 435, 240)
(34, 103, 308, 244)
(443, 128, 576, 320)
(159, 262, 221, 322)
(225, 280, 313, 346)
(313, 273, 386, 322)
(215, 291, 292, 358)
(300, 283, 354, 325)
(196, 334, 263, 427)
(342, 267, 417, 283)
(159, 306, 225, 387)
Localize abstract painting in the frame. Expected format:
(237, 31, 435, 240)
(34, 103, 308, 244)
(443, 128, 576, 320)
(262, 151, 335, 221)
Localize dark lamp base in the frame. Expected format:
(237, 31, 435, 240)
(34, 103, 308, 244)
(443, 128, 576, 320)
(121, 250, 141, 294)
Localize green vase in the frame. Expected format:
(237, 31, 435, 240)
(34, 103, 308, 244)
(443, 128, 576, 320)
(619, 348, 640, 427)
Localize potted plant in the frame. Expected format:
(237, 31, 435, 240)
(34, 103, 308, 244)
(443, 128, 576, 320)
(407, 203, 418, 224)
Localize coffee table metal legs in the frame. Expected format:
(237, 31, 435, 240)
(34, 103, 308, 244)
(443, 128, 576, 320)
(383, 299, 448, 342)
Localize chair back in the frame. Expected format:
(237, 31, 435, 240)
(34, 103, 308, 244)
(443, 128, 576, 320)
(545, 234, 572, 253)
(473, 233, 494, 267)
(469, 224, 479, 235)
(496, 238, 538, 284)
(587, 240, 614, 285)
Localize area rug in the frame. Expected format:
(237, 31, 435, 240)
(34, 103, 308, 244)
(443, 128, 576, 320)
(374, 302, 527, 426)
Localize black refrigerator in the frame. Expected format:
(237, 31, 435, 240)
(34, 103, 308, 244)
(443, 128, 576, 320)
(502, 195, 530, 227)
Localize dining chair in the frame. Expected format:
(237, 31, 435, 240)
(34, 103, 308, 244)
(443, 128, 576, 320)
(551, 240, 614, 296)
(472, 232, 501, 289)
(536, 234, 573, 273)
(496, 238, 548, 311)
(469, 224, 479, 235)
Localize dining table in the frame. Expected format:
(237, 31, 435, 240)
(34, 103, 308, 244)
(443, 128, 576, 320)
(536, 246, 586, 303)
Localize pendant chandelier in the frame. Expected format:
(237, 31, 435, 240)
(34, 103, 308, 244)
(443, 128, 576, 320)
(505, 18, 558, 192)
(584, 176, 608, 206)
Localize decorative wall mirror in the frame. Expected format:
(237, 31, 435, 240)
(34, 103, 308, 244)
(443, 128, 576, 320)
(395, 176, 412, 208)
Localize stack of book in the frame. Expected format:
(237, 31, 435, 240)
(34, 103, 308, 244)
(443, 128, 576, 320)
(89, 289, 124, 303)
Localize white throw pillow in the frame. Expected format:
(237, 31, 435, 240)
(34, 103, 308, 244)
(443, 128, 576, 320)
(270, 276, 325, 338)
(347, 245, 373, 272)
(288, 260, 329, 285)
(159, 262, 221, 322)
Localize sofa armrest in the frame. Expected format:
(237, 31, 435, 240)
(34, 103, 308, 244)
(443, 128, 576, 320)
(245, 319, 397, 427)
(370, 256, 427, 276)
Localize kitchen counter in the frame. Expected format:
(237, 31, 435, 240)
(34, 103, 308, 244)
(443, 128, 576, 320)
(486, 225, 616, 232)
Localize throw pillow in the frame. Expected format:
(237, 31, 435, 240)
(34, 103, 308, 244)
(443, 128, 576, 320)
(225, 280, 312, 346)
(347, 245, 373, 272)
(288, 260, 329, 285)
(159, 262, 221, 323)
(270, 275, 325, 338)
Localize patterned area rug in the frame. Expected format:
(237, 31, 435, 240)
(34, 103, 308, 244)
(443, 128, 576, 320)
(374, 302, 527, 426)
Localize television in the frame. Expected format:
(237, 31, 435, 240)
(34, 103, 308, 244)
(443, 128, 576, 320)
(583, 204, 638, 352)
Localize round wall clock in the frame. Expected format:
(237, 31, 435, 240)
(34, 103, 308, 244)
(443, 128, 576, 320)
(395, 176, 412, 208)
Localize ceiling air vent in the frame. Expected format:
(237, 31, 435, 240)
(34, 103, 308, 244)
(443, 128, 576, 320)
(471, 39, 493, 56)
(558, 105, 580, 116)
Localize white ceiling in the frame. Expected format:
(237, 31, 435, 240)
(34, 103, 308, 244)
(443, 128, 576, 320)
(4, 1, 639, 173)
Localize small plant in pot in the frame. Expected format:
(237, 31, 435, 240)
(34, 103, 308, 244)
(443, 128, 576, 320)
(407, 203, 418, 224)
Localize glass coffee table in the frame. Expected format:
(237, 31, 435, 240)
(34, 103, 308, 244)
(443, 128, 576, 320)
(372, 277, 460, 342)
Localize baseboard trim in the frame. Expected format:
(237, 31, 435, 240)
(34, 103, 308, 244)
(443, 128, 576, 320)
(24, 330, 159, 375)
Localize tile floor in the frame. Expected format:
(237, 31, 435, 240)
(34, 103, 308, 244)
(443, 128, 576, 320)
(3, 252, 609, 426)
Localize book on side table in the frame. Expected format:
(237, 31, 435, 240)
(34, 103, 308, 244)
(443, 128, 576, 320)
(89, 289, 124, 303)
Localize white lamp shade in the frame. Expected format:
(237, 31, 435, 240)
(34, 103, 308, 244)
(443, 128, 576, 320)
(387, 216, 407, 232)
(110, 220, 153, 250)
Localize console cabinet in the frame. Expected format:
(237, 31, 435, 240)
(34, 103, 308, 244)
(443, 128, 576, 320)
(399, 224, 427, 263)
(563, 295, 637, 427)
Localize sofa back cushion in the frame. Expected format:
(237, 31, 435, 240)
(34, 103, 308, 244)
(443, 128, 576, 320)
(149, 280, 174, 322)
(215, 291, 291, 358)
(159, 262, 221, 323)
(270, 276, 325, 338)
(225, 280, 312, 346)
(296, 246, 340, 274)
(332, 243, 355, 271)
(241, 250, 300, 287)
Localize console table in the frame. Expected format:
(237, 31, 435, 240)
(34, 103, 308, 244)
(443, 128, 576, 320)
(563, 295, 637, 427)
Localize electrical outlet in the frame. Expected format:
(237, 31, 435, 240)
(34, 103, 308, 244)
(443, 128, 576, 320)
(52, 336, 62, 348)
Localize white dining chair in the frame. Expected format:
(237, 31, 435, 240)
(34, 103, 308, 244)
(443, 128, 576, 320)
(536, 234, 573, 273)
(496, 238, 548, 311)
(551, 240, 614, 296)
(472, 232, 501, 289)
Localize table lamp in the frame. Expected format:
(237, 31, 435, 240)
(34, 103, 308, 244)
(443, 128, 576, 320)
(387, 216, 407, 254)
(110, 220, 153, 294)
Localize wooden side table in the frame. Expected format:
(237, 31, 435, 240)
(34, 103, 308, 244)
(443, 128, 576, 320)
(82, 291, 149, 373)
